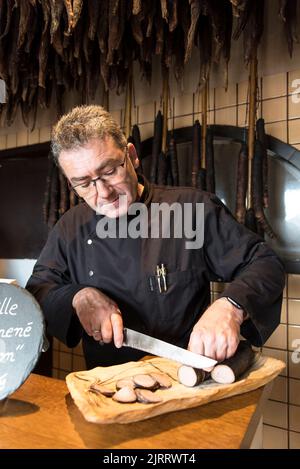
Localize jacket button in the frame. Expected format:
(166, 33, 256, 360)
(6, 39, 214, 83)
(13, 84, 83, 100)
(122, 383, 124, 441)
(88, 270, 94, 277)
(87, 239, 92, 245)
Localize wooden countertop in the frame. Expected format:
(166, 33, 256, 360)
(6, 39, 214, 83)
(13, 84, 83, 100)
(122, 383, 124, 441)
(0, 373, 271, 449)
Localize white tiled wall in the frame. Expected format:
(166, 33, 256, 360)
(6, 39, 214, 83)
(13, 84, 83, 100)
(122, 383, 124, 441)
(290, 430, 300, 448)
(289, 300, 300, 325)
(289, 378, 300, 406)
(263, 425, 289, 449)
(263, 273, 300, 448)
(265, 324, 287, 350)
(211, 273, 300, 449)
(264, 400, 288, 429)
(270, 376, 288, 403)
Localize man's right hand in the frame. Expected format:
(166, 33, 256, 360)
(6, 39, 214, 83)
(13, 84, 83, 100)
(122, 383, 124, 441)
(72, 287, 123, 348)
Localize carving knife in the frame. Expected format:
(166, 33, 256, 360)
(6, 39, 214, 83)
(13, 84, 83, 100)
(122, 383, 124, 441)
(123, 328, 218, 369)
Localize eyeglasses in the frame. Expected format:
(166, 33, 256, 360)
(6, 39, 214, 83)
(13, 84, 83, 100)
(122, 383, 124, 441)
(70, 148, 128, 198)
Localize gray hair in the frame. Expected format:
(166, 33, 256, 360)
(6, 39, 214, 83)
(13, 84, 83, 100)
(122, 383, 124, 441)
(51, 105, 127, 165)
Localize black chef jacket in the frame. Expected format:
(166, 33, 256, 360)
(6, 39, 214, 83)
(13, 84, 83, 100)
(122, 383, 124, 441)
(26, 177, 285, 369)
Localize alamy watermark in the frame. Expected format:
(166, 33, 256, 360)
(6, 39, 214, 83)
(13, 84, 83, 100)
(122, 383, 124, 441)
(291, 339, 300, 364)
(291, 79, 300, 104)
(0, 80, 6, 103)
(96, 196, 204, 249)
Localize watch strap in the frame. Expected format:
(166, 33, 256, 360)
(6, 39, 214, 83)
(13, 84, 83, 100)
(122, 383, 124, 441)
(226, 297, 249, 320)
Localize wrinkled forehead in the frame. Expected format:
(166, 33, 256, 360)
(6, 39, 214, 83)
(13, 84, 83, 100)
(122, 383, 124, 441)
(59, 137, 125, 178)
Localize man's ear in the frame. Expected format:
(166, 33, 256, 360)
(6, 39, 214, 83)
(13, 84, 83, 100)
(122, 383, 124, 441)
(127, 142, 140, 169)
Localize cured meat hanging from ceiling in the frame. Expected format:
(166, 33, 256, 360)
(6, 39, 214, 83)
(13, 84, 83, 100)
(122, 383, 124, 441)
(0, 0, 298, 129)
(232, 0, 276, 238)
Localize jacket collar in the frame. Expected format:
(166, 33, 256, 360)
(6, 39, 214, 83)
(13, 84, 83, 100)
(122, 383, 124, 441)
(137, 175, 153, 207)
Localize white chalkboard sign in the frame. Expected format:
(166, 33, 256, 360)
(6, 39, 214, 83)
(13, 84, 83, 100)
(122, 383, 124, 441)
(0, 283, 45, 401)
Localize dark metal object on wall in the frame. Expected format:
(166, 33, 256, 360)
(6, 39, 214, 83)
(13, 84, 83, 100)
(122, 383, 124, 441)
(0, 142, 49, 259)
(140, 125, 300, 273)
(0, 126, 299, 273)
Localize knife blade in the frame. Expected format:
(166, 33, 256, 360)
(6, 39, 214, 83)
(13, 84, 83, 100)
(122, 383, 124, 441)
(123, 328, 218, 369)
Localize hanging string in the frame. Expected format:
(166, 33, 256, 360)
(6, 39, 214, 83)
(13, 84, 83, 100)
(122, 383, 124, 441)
(132, 72, 138, 125)
(124, 69, 133, 139)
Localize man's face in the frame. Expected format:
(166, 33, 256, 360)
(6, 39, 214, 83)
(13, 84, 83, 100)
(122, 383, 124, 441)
(59, 137, 140, 218)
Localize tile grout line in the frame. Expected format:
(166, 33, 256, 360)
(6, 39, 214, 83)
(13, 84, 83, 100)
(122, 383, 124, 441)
(260, 76, 264, 118)
(263, 422, 290, 448)
(235, 83, 239, 127)
(286, 273, 290, 448)
(287, 71, 290, 145)
(213, 87, 216, 124)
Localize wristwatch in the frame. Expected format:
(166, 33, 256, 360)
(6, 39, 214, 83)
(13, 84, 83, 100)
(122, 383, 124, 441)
(226, 297, 249, 320)
(226, 296, 242, 309)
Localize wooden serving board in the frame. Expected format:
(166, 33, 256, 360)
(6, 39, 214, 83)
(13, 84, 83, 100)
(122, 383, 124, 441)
(66, 355, 285, 424)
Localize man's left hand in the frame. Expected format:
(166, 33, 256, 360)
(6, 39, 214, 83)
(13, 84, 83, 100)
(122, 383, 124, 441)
(187, 297, 244, 362)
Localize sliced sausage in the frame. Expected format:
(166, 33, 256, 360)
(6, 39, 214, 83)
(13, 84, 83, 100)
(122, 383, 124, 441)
(211, 340, 255, 384)
(116, 377, 136, 390)
(177, 365, 209, 387)
(135, 389, 162, 404)
(150, 372, 172, 389)
(112, 386, 137, 403)
(132, 374, 159, 390)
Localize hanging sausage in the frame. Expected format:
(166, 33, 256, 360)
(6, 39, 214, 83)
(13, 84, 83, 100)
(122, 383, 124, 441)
(125, 69, 143, 176)
(166, 136, 178, 186)
(58, 171, 69, 218)
(167, 99, 179, 187)
(252, 140, 275, 238)
(191, 119, 203, 189)
(0, 0, 296, 127)
(43, 154, 54, 226)
(235, 141, 248, 225)
(47, 162, 60, 230)
(279, 0, 299, 57)
(256, 117, 269, 209)
(149, 110, 163, 184)
(157, 65, 170, 186)
(131, 124, 143, 176)
(245, 55, 257, 233)
(244, 51, 275, 238)
(205, 126, 215, 194)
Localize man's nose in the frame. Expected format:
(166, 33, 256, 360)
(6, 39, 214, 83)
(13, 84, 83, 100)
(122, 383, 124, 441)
(94, 178, 114, 199)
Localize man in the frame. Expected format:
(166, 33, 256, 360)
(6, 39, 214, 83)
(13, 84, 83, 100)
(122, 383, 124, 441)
(26, 105, 285, 369)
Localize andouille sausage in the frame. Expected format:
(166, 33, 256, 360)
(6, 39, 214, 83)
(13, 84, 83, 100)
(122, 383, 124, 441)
(132, 374, 159, 390)
(168, 137, 179, 186)
(211, 340, 255, 384)
(177, 365, 210, 387)
(256, 118, 269, 208)
(191, 120, 201, 188)
(150, 111, 163, 183)
(112, 386, 137, 403)
(252, 140, 276, 238)
(150, 372, 172, 389)
(178, 341, 255, 387)
(205, 127, 215, 194)
(235, 141, 248, 224)
(116, 377, 136, 390)
(135, 388, 162, 404)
